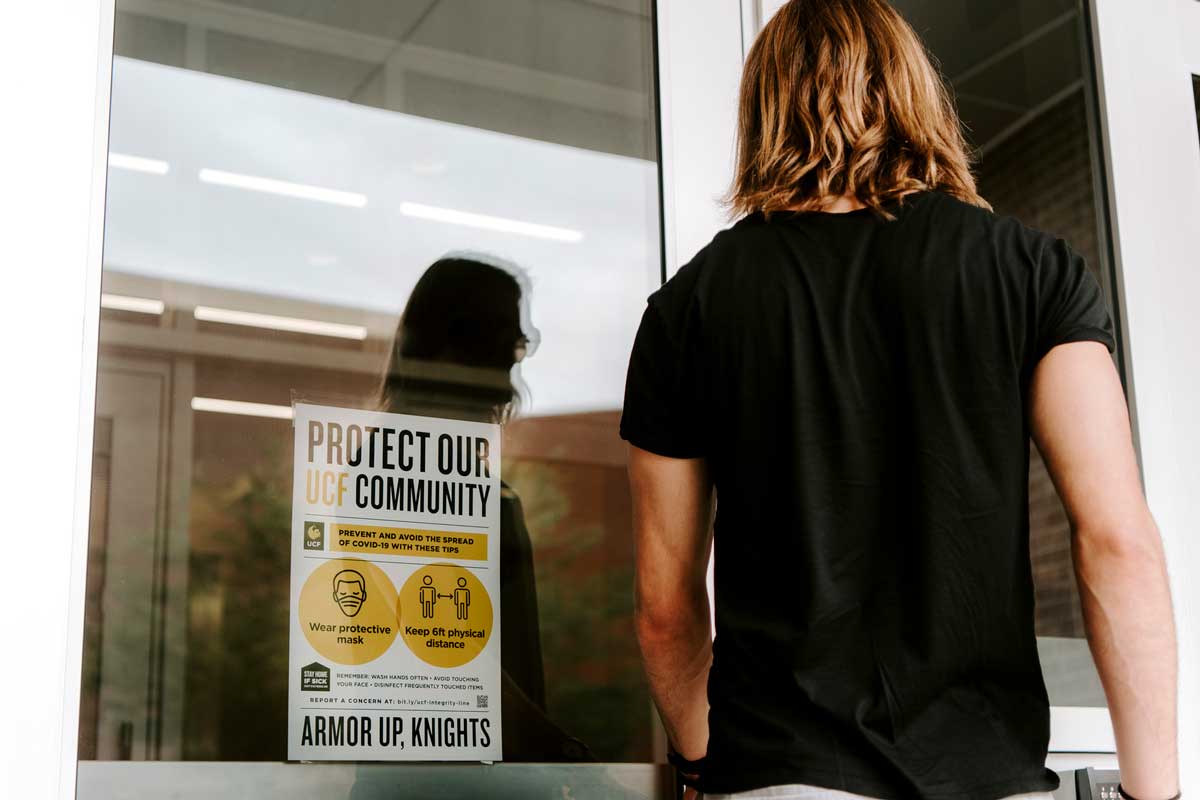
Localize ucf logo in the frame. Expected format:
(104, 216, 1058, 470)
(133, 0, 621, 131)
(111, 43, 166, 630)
(304, 522, 325, 550)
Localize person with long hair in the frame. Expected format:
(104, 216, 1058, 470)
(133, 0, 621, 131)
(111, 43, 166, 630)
(377, 254, 592, 764)
(622, 2, 1178, 799)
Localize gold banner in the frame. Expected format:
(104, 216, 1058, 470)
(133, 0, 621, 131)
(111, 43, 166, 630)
(331, 524, 487, 561)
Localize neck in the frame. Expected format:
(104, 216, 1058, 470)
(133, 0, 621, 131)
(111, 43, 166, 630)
(789, 194, 866, 213)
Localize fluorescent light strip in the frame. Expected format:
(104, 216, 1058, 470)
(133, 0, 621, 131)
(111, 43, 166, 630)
(192, 397, 294, 420)
(100, 293, 165, 315)
(198, 167, 367, 208)
(400, 201, 583, 243)
(194, 305, 368, 341)
(109, 152, 170, 175)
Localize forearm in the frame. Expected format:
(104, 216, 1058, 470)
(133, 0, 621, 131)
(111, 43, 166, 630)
(1074, 522, 1178, 799)
(635, 590, 712, 761)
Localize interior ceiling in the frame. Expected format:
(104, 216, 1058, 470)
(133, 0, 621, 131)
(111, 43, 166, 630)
(115, 0, 656, 110)
(214, 0, 440, 40)
(216, 0, 648, 36)
(115, 0, 1085, 154)
(892, 0, 1085, 151)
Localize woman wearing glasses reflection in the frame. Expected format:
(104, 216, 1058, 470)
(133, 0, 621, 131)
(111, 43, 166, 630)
(368, 255, 592, 776)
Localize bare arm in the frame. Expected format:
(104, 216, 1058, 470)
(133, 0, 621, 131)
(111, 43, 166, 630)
(1030, 342, 1178, 798)
(628, 444, 714, 762)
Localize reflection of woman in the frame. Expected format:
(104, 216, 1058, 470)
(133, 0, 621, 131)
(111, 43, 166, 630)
(381, 256, 533, 427)
(377, 254, 591, 763)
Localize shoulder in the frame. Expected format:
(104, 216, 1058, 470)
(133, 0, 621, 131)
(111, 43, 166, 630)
(926, 191, 1052, 242)
(647, 215, 777, 309)
(904, 189, 995, 232)
(909, 191, 1061, 269)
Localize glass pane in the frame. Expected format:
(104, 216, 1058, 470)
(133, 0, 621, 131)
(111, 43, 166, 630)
(82, 0, 663, 793)
(893, 0, 1116, 708)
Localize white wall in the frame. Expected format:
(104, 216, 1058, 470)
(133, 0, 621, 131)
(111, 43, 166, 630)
(1091, 0, 1200, 791)
(0, 1, 112, 798)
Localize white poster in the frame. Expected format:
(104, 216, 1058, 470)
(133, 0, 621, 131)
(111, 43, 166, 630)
(288, 403, 502, 761)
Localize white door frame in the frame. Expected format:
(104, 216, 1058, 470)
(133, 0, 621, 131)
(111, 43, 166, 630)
(1088, 0, 1200, 790)
(655, 0, 745, 270)
(0, 1, 114, 798)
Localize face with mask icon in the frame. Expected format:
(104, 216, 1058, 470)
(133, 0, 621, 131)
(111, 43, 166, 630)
(332, 569, 367, 617)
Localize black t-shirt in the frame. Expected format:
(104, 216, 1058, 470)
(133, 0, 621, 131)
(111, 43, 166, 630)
(620, 191, 1115, 799)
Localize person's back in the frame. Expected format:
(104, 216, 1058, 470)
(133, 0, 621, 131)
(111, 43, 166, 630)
(622, 2, 1179, 799)
(625, 191, 1109, 796)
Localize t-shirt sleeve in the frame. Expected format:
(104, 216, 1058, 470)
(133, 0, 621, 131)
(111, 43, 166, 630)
(1031, 236, 1117, 361)
(619, 300, 704, 459)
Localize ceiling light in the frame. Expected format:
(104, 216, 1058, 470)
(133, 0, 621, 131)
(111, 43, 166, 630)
(194, 305, 368, 340)
(192, 397, 294, 420)
(100, 293, 165, 314)
(109, 152, 170, 175)
(198, 168, 367, 208)
(400, 201, 583, 243)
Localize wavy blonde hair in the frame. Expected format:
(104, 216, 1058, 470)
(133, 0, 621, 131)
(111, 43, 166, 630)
(729, 0, 989, 218)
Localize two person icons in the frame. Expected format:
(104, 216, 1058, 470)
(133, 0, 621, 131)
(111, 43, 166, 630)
(418, 574, 471, 620)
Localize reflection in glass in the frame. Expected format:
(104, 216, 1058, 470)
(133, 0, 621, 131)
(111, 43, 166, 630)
(378, 254, 591, 762)
(81, 0, 661, 783)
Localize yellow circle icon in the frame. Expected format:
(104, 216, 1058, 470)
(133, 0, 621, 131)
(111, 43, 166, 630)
(399, 564, 492, 669)
(300, 558, 398, 665)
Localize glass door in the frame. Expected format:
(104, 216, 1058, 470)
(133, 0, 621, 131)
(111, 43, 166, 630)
(73, 0, 738, 796)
